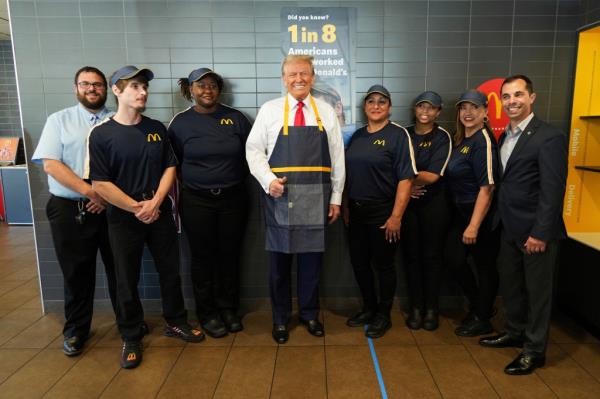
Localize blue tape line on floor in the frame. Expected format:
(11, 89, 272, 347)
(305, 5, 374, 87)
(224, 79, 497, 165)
(365, 325, 388, 399)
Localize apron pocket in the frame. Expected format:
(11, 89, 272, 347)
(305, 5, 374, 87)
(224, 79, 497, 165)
(288, 183, 325, 226)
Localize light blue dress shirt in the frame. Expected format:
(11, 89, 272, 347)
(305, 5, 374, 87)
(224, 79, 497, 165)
(32, 103, 113, 199)
(500, 112, 535, 170)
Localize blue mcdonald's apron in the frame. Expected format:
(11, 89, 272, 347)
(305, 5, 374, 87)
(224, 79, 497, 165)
(263, 96, 332, 254)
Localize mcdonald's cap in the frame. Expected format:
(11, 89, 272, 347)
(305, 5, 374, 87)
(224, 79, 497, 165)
(414, 91, 443, 108)
(110, 65, 154, 86)
(456, 90, 488, 108)
(365, 85, 391, 101)
(187, 68, 222, 85)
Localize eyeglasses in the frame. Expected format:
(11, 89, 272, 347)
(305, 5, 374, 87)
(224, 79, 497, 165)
(194, 82, 219, 91)
(77, 81, 105, 90)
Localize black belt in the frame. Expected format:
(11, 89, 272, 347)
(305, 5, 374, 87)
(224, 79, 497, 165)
(131, 190, 156, 201)
(51, 194, 86, 203)
(183, 183, 244, 198)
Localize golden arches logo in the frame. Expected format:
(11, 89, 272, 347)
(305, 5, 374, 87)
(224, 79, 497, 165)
(127, 353, 136, 361)
(147, 133, 161, 142)
(373, 139, 385, 146)
(487, 92, 502, 120)
(419, 141, 432, 148)
(460, 146, 470, 154)
(220, 118, 234, 125)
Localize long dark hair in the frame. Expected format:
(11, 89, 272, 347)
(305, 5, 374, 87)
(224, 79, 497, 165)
(454, 108, 492, 146)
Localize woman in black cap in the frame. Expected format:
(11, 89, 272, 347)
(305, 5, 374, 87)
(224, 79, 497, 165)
(402, 91, 453, 331)
(445, 90, 500, 337)
(168, 68, 252, 338)
(343, 85, 416, 338)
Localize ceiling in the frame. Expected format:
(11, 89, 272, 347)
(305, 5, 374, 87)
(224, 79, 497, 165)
(1, 1, 9, 38)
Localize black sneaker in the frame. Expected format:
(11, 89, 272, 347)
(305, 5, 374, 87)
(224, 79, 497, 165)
(164, 324, 205, 343)
(120, 340, 143, 369)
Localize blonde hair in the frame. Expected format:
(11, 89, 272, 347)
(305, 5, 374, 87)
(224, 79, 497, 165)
(281, 55, 315, 76)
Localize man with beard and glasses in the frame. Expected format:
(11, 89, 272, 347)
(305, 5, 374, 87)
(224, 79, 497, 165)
(89, 66, 204, 369)
(32, 66, 118, 357)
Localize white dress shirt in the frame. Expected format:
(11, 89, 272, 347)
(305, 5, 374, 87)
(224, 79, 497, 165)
(246, 93, 345, 205)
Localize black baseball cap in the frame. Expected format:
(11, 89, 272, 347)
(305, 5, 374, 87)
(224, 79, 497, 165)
(456, 90, 488, 107)
(110, 65, 154, 86)
(414, 91, 443, 108)
(365, 85, 391, 101)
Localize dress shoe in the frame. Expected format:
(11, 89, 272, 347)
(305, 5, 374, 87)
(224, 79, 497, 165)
(201, 318, 228, 338)
(422, 309, 439, 331)
(272, 324, 289, 344)
(300, 318, 325, 337)
(221, 310, 244, 333)
(405, 308, 423, 330)
(366, 314, 391, 339)
(346, 310, 374, 327)
(63, 336, 86, 357)
(504, 352, 545, 375)
(479, 332, 523, 348)
(454, 314, 494, 337)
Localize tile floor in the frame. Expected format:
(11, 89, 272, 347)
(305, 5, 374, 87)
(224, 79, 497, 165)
(1, 224, 599, 398)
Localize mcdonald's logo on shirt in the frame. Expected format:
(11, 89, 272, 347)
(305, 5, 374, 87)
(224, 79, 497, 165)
(147, 133, 161, 142)
(419, 141, 432, 148)
(220, 118, 234, 125)
(460, 145, 470, 154)
(373, 139, 385, 146)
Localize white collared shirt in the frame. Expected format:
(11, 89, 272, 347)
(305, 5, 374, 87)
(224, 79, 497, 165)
(500, 112, 535, 170)
(246, 93, 345, 205)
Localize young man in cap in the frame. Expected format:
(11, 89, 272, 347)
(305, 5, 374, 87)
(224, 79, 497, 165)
(32, 66, 118, 357)
(246, 55, 345, 344)
(89, 65, 204, 369)
(480, 75, 568, 375)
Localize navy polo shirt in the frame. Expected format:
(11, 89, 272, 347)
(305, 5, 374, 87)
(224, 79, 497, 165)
(345, 122, 417, 202)
(445, 128, 498, 204)
(168, 104, 251, 190)
(89, 116, 177, 197)
(406, 124, 452, 199)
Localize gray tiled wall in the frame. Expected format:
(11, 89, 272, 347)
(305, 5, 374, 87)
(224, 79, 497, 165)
(585, 0, 600, 23)
(8, 0, 587, 310)
(0, 40, 22, 138)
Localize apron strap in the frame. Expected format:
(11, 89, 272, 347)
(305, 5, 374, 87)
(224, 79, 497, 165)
(283, 95, 325, 136)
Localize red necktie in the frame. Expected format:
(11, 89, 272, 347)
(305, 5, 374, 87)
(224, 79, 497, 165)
(294, 101, 306, 127)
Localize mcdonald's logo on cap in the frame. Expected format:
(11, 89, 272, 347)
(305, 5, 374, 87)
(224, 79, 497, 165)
(147, 133, 161, 142)
(220, 118, 234, 125)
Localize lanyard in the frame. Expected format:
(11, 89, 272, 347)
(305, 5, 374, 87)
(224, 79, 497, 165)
(283, 95, 324, 136)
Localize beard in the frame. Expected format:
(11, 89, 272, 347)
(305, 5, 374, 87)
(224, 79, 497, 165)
(77, 91, 107, 110)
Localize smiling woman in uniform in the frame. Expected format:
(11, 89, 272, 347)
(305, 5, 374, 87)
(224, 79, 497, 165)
(343, 85, 416, 338)
(168, 68, 252, 338)
(444, 90, 500, 338)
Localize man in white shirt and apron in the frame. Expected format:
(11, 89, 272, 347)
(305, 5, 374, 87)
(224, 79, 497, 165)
(246, 55, 345, 344)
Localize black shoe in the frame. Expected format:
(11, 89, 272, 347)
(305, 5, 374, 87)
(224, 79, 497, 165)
(164, 324, 205, 343)
(479, 332, 524, 348)
(272, 324, 289, 344)
(221, 310, 244, 333)
(201, 318, 228, 338)
(504, 352, 545, 375)
(405, 309, 423, 330)
(120, 340, 143, 369)
(346, 310, 374, 327)
(454, 315, 494, 337)
(366, 314, 391, 339)
(422, 309, 439, 331)
(300, 318, 325, 337)
(63, 336, 86, 357)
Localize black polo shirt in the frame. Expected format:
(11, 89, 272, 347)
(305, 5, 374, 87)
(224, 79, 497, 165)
(445, 127, 498, 204)
(345, 122, 417, 202)
(89, 116, 177, 197)
(406, 124, 452, 199)
(168, 104, 251, 190)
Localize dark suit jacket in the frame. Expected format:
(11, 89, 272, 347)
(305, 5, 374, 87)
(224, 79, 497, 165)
(497, 115, 568, 245)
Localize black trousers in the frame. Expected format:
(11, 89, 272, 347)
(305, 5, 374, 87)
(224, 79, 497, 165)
(498, 230, 559, 355)
(348, 205, 398, 318)
(269, 251, 322, 324)
(401, 189, 450, 312)
(179, 186, 248, 321)
(107, 201, 187, 341)
(46, 195, 117, 339)
(445, 202, 500, 320)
